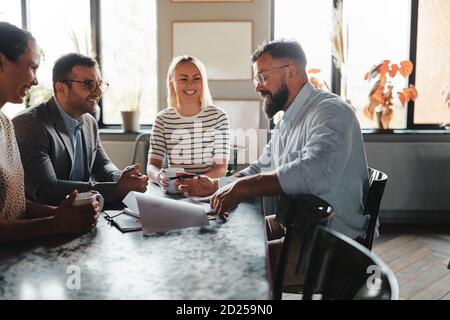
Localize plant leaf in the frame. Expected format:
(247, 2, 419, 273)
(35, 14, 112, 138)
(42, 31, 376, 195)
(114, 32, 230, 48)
(308, 68, 322, 74)
(379, 60, 390, 76)
(372, 87, 384, 104)
(389, 64, 399, 78)
(397, 92, 406, 106)
(399, 60, 414, 77)
(408, 85, 418, 100)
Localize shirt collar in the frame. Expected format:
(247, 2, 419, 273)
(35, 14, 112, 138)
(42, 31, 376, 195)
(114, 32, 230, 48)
(282, 81, 314, 122)
(54, 96, 84, 133)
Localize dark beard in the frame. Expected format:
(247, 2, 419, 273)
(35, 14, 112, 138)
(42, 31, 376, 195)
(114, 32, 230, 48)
(262, 83, 289, 119)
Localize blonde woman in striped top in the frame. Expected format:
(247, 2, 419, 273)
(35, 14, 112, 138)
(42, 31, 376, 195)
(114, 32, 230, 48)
(147, 56, 230, 192)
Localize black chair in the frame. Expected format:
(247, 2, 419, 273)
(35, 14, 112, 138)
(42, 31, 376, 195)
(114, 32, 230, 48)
(300, 226, 399, 300)
(130, 133, 151, 175)
(273, 194, 335, 300)
(359, 167, 388, 250)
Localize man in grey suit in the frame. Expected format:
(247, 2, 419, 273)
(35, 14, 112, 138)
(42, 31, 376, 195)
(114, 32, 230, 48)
(13, 53, 149, 206)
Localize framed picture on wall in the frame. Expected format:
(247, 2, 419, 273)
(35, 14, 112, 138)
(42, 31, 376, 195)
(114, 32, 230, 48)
(215, 99, 260, 131)
(214, 99, 262, 164)
(172, 21, 253, 80)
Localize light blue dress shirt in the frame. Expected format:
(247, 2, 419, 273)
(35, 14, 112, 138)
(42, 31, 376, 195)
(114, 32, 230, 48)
(54, 97, 86, 181)
(239, 82, 370, 239)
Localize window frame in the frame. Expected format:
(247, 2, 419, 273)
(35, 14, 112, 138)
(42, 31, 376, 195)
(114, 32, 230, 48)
(14, 0, 155, 129)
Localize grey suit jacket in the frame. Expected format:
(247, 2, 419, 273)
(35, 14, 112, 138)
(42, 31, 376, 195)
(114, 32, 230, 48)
(13, 98, 121, 205)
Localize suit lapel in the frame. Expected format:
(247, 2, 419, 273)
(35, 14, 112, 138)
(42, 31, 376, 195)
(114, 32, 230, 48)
(47, 98, 75, 165)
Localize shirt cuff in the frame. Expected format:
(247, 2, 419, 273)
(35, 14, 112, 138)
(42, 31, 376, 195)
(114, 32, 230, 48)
(112, 171, 122, 182)
(218, 176, 238, 189)
(276, 163, 310, 196)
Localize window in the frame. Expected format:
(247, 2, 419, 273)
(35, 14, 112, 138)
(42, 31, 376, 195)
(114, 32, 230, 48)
(344, 0, 411, 129)
(413, 0, 450, 125)
(275, 0, 411, 129)
(28, 0, 91, 108)
(100, 0, 158, 125)
(274, 0, 333, 86)
(1, 0, 158, 125)
(0, 0, 21, 26)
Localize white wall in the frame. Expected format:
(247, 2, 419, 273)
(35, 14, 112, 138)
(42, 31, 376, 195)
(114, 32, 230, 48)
(101, 140, 135, 170)
(365, 138, 450, 223)
(366, 142, 450, 211)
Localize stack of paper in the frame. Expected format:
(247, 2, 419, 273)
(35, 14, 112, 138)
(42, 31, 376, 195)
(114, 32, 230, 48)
(122, 192, 210, 235)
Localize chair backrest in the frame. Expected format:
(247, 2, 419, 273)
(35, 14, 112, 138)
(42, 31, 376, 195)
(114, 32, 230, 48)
(361, 167, 388, 250)
(301, 226, 399, 300)
(273, 194, 335, 300)
(130, 133, 151, 175)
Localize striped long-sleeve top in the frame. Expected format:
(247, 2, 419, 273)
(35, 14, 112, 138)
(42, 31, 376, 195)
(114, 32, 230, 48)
(148, 106, 230, 173)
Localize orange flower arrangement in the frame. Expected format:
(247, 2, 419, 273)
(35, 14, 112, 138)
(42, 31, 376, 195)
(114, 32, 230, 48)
(363, 60, 418, 129)
(308, 68, 330, 91)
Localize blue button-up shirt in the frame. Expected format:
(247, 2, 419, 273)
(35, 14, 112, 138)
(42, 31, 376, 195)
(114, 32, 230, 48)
(239, 82, 370, 239)
(54, 97, 86, 180)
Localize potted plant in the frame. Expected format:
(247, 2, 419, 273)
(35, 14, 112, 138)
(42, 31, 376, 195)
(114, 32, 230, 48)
(363, 60, 418, 130)
(121, 89, 142, 133)
(308, 68, 331, 92)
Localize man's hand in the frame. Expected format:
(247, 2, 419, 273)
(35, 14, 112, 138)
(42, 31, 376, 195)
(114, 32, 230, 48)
(52, 190, 100, 235)
(115, 163, 149, 199)
(177, 175, 218, 197)
(210, 180, 248, 221)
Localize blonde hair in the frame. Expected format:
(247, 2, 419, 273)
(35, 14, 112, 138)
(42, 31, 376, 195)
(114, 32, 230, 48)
(166, 55, 213, 110)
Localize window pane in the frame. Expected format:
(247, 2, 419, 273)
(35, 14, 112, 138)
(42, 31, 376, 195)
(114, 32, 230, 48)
(274, 0, 333, 86)
(414, 0, 450, 125)
(345, 0, 411, 129)
(1, 0, 25, 118)
(101, 0, 158, 125)
(0, 0, 21, 26)
(28, 0, 91, 107)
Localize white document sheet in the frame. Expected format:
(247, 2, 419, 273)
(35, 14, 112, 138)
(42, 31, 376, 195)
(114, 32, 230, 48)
(122, 192, 209, 235)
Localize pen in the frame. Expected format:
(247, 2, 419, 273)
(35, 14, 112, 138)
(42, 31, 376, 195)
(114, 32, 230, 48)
(168, 173, 198, 180)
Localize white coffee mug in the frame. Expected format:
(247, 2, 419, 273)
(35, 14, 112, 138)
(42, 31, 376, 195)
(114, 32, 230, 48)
(163, 167, 185, 194)
(73, 191, 104, 212)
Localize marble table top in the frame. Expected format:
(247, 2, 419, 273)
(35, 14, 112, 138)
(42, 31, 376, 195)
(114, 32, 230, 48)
(0, 185, 270, 300)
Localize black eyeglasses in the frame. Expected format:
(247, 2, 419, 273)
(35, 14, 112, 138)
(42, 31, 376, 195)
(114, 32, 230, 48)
(62, 79, 109, 93)
(253, 64, 290, 86)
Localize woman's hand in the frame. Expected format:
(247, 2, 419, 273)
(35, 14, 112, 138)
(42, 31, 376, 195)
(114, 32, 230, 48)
(157, 169, 169, 190)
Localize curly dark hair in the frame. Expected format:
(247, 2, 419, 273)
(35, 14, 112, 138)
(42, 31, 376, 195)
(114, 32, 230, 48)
(0, 22, 35, 62)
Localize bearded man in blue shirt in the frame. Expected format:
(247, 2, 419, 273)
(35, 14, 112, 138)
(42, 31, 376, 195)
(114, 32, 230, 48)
(179, 39, 370, 284)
